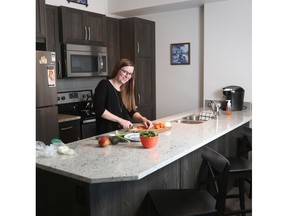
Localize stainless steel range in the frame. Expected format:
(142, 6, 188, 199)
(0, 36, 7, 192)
(57, 90, 96, 139)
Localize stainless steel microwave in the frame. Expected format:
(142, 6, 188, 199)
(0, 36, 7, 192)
(62, 44, 108, 77)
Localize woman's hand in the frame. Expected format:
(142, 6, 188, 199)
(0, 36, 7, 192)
(119, 119, 133, 129)
(101, 110, 133, 129)
(132, 112, 154, 129)
(142, 118, 154, 129)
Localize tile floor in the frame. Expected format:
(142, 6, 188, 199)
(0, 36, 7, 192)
(226, 185, 252, 216)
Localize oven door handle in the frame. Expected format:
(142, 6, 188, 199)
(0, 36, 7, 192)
(83, 119, 96, 124)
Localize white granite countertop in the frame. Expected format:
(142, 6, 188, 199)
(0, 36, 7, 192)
(58, 114, 81, 123)
(37, 106, 252, 184)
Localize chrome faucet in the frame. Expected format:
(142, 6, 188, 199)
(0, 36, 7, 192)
(208, 100, 221, 117)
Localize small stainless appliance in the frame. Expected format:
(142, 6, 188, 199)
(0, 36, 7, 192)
(221, 85, 245, 111)
(62, 44, 108, 77)
(57, 90, 96, 139)
(36, 51, 59, 144)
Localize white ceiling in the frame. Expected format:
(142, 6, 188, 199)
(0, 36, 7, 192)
(109, 0, 229, 17)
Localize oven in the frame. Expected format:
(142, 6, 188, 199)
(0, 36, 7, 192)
(57, 90, 96, 140)
(81, 117, 96, 139)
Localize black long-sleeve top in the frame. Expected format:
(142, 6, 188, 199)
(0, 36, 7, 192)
(93, 79, 136, 135)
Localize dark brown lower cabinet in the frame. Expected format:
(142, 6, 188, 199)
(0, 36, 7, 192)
(135, 58, 156, 120)
(59, 120, 80, 143)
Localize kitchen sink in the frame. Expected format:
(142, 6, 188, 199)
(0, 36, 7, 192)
(173, 119, 203, 124)
(182, 114, 201, 121)
(172, 114, 203, 124)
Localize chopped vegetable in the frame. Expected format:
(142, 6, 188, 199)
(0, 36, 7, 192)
(164, 122, 172, 127)
(139, 130, 158, 137)
(117, 131, 135, 138)
(137, 125, 147, 130)
(154, 122, 165, 129)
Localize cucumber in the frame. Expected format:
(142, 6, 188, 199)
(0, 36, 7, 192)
(109, 136, 120, 145)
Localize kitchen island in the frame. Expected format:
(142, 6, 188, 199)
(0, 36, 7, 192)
(36, 106, 252, 216)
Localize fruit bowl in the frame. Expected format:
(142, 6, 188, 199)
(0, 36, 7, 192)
(139, 131, 159, 149)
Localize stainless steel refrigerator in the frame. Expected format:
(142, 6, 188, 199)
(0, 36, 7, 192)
(36, 51, 59, 144)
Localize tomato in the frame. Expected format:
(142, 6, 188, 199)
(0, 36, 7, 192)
(137, 126, 146, 130)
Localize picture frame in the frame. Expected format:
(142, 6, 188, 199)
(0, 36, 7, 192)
(67, 0, 88, 7)
(170, 43, 190, 65)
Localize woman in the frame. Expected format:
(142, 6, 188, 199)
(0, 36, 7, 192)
(93, 58, 154, 135)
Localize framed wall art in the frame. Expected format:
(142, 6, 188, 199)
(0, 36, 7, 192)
(170, 42, 190, 65)
(67, 0, 88, 7)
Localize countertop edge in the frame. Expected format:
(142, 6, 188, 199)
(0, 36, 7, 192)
(58, 114, 81, 123)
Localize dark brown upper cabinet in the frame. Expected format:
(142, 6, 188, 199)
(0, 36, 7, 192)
(120, 18, 155, 59)
(58, 6, 106, 45)
(106, 17, 120, 75)
(36, 0, 46, 43)
(46, 5, 62, 78)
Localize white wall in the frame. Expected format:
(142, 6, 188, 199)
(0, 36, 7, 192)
(139, 8, 203, 118)
(107, 0, 192, 13)
(107, 0, 227, 16)
(203, 0, 252, 102)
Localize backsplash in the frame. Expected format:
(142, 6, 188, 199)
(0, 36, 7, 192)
(57, 77, 104, 94)
(204, 100, 252, 111)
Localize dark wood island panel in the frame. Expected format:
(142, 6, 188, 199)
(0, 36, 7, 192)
(37, 159, 180, 216)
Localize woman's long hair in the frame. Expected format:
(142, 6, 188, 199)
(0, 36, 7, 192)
(109, 59, 136, 112)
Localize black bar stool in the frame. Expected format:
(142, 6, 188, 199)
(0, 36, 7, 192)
(148, 147, 231, 216)
(225, 126, 252, 216)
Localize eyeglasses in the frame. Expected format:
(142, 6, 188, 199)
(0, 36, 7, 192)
(120, 69, 133, 77)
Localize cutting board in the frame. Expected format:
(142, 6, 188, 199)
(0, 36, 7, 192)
(129, 125, 172, 133)
(150, 126, 172, 133)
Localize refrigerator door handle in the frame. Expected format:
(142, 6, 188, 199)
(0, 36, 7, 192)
(58, 60, 62, 76)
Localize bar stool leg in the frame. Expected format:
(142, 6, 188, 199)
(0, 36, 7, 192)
(239, 178, 246, 216)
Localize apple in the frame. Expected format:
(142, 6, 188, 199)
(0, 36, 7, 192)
(98, 136, 111, 147)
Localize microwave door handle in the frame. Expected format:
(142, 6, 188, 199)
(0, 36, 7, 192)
(99, 56, 103, 73)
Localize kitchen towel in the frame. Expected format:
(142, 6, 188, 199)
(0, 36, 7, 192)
(199, 110, 214, 121)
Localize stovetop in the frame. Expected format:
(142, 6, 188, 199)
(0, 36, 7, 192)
(57, 90, 95, 119)
(57, 90, 93, 105)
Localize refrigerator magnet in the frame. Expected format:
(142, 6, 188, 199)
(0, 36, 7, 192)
(51, 52, 56, 62)
(47, 66, 56, 87)
(39, 56, 47, 64)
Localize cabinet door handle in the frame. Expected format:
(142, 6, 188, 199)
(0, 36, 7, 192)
(88, 27, 91, 40)
(84, 26, 88, 40)
(137, 42, 140, 54)
(60, 126, 73, 131)
(138, 93, 141, 104)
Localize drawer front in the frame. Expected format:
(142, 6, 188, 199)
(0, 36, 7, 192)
(59, 120, 80, 143)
